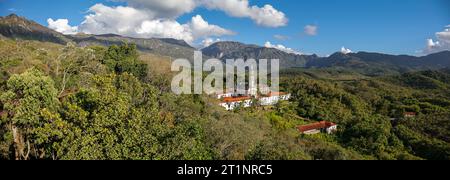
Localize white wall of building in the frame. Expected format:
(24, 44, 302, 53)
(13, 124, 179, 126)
(326, 125, 338, 134)
(260, 94, 291, 106)
(220, 99, 252, 111)
(218, 92, 291, 110)
(217, 93, 235, 99)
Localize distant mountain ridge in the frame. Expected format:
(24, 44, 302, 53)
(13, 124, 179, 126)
(69, 33, 198, 61)
(202, 41, 319, 69)
(203, 41, 450, 74)
(0, 14, 198, 60)
(307, 51, 450, 75)
(1, 14, 449, 74)
(0, 14, 72, 44)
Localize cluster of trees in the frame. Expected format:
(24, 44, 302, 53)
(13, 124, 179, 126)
(1, 39, 449, 160)
(0, 42, 212, 160)
(282, 70, 450, 160)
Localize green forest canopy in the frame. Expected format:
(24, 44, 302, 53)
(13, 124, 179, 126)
(0, 39, 449, 160)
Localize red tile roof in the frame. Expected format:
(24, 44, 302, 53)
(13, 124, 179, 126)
(222, 96, 252, 103)
(404, 112, 417, 116)
(298, 121, 337, 133)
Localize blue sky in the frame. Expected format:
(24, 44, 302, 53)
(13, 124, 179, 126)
(1, 0, 449, 56)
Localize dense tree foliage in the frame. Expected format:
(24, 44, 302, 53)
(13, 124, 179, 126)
(103, 44, 148, 80)
(281, 68, 450, 160)
(1, 39, 449, 160)
(0, 69, 60, 159)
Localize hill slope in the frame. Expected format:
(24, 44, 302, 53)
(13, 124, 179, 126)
(2, 14, 449, 74)
(307, 51, 450, 75)
(202, 41, 319, 69)
(0, 14, 199, 61)
(70, 33, 199, 61)
(0, 14, 71, 44)
(203, 41, 450, 73)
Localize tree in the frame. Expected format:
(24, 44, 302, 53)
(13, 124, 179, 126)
(0, 68, 60, 160)
(57, 73, 161, 160)
(52, 43, 106, 97)
(246, 134, 311, 160)
(103, 44, 148, 80)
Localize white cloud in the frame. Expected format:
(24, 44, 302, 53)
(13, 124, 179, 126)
(135, 15, 233, 44)
(427, 39, 440, 48)
(264, 41, 302, 55)
(48, 0, 287, 44)
(202, 1, 287, 27)
(248, 4, 288, 27)
(53, 4, 233, 44)
(424, 26, 450, 54)
(135, 19, 194, 43)
(78, 4, 151, 36)
(188, 15, 235, 40)
(117, 0, 197, 18)
(274, 34, 289, 40)
(117, 0, 288, 27)
(304, 25, 318, 36)
(47, 18, 78, 35)
(340, 47, 353, 54)
(201, 38, 222, 48)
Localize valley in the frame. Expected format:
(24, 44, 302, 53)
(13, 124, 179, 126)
(0, 14, 449, 160)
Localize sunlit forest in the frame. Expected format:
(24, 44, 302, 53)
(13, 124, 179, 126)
(1, 39, 449, 160)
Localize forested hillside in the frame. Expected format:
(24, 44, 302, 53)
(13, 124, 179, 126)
(0, 37, 449, 160)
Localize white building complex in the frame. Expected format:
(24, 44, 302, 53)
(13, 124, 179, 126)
(259, 92, 291, 106)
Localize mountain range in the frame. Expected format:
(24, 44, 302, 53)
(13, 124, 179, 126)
(201, 41, 319, 69)
(1, 14, 449, 75)
(0, 14, 197, 61)
(202, 41, 449, 74)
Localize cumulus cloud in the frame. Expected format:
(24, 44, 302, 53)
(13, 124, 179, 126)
(274, 34, 289, 41)
(202, 1, 287, 27)
(49, 4, 233, 44)
(247, 4, 288, 27)
(304, 25, 318, 36)
(265, 41, 302, 55)
(121, 0, 197, 18)
(117, 0, 288, 27)
(78, 4, 151, 36)
(48, 0, 287, 44)
(188, 15, 235, 40)
(424, 26, 450, 54)
(47, 18, 78, 35)
(340, 47, 353, 54)
(135, 15, 233, 43)
(135, 19, 194, 42)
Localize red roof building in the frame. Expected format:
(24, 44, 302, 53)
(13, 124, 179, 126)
(404, 112, 417, 118)
(298, 121, 338, 135)
(222, 96, 252, 103)
(220, 96, 253, 111)
(217, 91, 291, 110)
